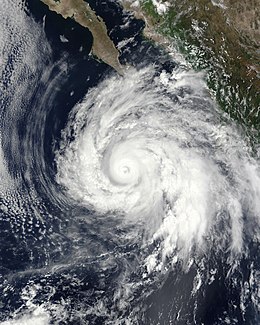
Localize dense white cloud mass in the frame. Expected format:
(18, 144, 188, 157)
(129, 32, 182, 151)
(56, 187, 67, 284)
(56, 66, 260, 267)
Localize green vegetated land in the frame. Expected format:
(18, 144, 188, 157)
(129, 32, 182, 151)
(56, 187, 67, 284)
(140, 0, 260, 141)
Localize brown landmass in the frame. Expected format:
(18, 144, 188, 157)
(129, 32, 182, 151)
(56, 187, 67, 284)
(121, 0, 260, 133)
(40, 0, 124, 74)
(122, 0, 259, 58)
(226, 0, 260, 46)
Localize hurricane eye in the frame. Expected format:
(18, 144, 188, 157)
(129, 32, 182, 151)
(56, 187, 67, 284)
(122, 166, 130, 174)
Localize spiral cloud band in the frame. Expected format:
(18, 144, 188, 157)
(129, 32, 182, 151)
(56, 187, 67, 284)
(55, 66, 260, 267)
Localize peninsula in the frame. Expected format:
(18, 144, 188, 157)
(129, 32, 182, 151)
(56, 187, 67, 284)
(41, 0, 124, 74)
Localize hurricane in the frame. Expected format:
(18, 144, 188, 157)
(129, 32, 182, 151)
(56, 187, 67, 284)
(56, 66, 259, 257)
(0, 0, 260, 324)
